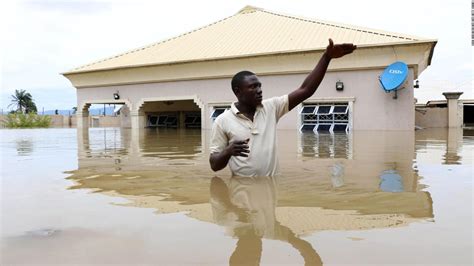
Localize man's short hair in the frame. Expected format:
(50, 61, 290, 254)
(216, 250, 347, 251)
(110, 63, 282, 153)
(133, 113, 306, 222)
(231, 70, 255, 92)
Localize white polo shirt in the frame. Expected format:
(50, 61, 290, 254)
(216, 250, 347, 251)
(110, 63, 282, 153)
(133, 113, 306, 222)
(210, 95, 289, 177)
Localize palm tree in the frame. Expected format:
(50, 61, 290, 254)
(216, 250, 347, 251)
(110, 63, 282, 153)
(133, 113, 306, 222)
(25, 99, 37, 113)
(9, 89, 34, 113)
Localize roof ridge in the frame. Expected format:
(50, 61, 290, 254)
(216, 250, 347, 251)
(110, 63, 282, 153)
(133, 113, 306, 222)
(258, 8, 420, 41)
(237, 5, 263, 14)
(71, 11, 240, 72)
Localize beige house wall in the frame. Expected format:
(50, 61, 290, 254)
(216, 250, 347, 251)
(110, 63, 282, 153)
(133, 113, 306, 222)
(76, 68, 415, 131)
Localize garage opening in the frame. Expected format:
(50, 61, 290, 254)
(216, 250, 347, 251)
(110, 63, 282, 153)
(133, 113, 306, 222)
(464, 105, 474, 127)
(141, 100, 201, 129)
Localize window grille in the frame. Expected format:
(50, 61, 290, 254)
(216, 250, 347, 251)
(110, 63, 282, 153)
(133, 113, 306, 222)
(184, 113, 201, 128)
(147, 113, 178, 128)
(300, 103, 349, 133)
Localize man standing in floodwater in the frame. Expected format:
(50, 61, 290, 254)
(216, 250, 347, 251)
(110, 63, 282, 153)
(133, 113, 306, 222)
(209, 39, 356, 177)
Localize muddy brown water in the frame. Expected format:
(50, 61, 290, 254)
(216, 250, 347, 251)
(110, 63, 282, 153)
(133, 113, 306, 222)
(1, 128, 472, 265)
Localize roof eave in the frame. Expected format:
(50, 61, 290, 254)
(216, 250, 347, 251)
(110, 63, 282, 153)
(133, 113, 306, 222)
(61, 39, 437, 76)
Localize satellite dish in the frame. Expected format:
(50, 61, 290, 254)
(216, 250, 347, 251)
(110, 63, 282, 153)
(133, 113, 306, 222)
(379, 61, 408, 99)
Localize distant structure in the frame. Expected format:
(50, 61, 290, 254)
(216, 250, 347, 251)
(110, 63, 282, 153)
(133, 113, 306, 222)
(416, 92, 473, 128)
(62, 6, 436, 131)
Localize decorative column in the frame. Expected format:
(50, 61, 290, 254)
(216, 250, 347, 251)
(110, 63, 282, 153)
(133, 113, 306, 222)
(445, 128, 462, 164)
(130, 109, 146, 130)
(76, 126, 90, 168)
(442, 92, 463, 128)
(76, 110, 89, 128)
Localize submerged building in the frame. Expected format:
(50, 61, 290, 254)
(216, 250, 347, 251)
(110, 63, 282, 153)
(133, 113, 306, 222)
(62, 6, 436, 131)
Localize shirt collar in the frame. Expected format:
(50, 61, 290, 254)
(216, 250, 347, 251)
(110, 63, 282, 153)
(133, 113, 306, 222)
(231, 102, 263, 116)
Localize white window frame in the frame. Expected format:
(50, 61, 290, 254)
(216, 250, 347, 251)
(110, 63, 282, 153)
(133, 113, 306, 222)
(299, 99, 353, 133)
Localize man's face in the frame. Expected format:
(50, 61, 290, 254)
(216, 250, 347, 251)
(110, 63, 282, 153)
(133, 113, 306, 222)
(235, 75, 263, 108)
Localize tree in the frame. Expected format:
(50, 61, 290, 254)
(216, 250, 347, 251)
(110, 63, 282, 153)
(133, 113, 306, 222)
(72, 107, 77, 114)
(8, 89, 36, 113)
(25, 99, 37, 113)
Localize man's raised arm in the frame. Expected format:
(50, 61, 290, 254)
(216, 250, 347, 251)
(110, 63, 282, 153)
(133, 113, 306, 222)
(288, 39, 356, 111)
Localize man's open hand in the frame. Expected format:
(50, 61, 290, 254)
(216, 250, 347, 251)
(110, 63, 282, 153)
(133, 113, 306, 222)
(325, 38, 356, 59)
(225, 139, 250, 157)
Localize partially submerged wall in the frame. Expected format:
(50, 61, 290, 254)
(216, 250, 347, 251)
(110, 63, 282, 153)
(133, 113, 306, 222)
(415, 107, 448, 128)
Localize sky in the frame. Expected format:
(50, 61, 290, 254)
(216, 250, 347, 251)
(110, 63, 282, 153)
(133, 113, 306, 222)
(1, 0, 472, 112)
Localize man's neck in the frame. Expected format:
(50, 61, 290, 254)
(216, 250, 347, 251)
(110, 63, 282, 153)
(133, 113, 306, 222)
(235, 102, 256, 121)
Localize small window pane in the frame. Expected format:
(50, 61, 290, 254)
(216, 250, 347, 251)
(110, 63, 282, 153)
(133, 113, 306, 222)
(301, 106, 316, 114)
(158, 116, 167, 125)
(211, 107, 229, 118)
(317, 106, 331, 114)
(149, 116, 158, 125)
(165, 116, 177, 124)
(333, 124, 347, 132)
(333, 106, 348, 114)
(184, 116, 196, 123)
(301, 124, 316, 131)
(317, 124, 331, 131)
(211, 109, 224, 118)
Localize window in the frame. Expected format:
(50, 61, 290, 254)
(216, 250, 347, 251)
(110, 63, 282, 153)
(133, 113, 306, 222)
(300, 103, 349, 133)
(211, 106, 230, 121)
(148, 113, 178, 128)
(184, 112, 201, 128)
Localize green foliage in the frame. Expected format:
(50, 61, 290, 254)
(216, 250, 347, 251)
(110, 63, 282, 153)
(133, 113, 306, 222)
(8, 89, 37, 113)
(5, 112, 51, 128)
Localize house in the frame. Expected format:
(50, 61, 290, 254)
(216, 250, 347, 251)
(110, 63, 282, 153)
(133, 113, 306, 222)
(62, 6, 436, 131)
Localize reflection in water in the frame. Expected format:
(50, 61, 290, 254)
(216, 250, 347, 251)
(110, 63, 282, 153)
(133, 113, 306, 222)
(140, 128, 202, 159)
(379, 169, 404, 192)
(299, 132, 351, 159)
(62, 127, 463, 263)
(210, 176, 322, 265)
(16, 139, 34, 156)
(69, 128, 437, 220)
(414, 128, 465, 165)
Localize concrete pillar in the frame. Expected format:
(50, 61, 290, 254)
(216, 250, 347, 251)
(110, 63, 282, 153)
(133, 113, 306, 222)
(445, 128, 462, 164)
(443, 92, 463, 128)
(76, 111, 89, 128)
(130, 110, 146, 130)
(76, 127, 89, 168)
(179, 111, 185, 128)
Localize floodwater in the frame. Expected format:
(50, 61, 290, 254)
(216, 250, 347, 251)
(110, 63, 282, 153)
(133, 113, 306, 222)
(1, 127, 472, 265)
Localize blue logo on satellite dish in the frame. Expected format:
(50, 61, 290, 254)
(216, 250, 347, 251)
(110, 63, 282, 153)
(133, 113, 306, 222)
(379, 61, 408, 92)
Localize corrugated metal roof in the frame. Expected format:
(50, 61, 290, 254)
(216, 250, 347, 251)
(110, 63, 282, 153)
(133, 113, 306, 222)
(67, 5, 433, 74)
